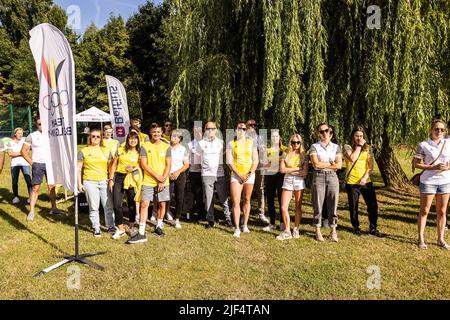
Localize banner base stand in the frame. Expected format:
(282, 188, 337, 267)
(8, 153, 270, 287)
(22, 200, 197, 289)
(34, 252, 107, 277)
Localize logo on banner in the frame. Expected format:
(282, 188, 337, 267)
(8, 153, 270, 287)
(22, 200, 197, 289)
(41, 56, 68, 115)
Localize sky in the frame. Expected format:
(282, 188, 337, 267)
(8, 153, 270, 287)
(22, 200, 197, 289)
(53, 0, 163, 34)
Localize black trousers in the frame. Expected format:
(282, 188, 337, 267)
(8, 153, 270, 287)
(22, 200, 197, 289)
(169, 172, 187, 219)
(264, 172, 284, 225)
(189, 171, 206, 217)
(113, 172, 136, 226)
(345, 182, 378, 230)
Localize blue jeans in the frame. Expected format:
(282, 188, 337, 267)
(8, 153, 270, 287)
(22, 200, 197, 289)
(83, 180, 115, 230)
(11, 166, 32, 198)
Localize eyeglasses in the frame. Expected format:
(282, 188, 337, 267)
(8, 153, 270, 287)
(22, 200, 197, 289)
(90, 135, 100, 139)
(291, 141, 301, 145)
(318, 129, 330, 134)
(434, 128, 446, 133)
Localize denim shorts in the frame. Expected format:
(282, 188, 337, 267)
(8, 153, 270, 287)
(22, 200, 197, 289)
(282, 174, 305, 191)
(419, 182, 450, 194)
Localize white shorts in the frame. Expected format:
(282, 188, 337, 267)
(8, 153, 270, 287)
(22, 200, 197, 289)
(230, 172, 255, 185)
(282, 174, 305, 191)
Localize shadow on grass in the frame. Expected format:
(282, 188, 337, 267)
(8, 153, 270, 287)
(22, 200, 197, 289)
(0, 207, 70, 257)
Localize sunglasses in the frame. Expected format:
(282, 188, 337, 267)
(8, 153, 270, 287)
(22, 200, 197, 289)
(165, 124, 173, 127)
(248, 123, 256, 127)
(291, 141, 301, 145)
(90, 135, 101, 139)
(434, 128, 446, 133)
(318, 129, 330, 134)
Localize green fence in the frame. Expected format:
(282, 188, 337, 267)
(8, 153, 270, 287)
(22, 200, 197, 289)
(0, 105, 33, 138)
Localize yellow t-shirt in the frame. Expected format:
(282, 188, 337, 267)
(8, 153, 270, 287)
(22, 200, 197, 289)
(140, 141, 171, 186)
(283, 152, 302, 168)
(138, 132, 150, 145)
(267, 145, 288, 173)
(228, 138, 256, 175)
(103, 138, 120, 158)
(116, 146, 140, 174)
(78, 146, 112, 181)
(344, 144, 373, 184)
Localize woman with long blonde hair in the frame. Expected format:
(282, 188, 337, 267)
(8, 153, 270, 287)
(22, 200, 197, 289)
(276, 134, 309, 240)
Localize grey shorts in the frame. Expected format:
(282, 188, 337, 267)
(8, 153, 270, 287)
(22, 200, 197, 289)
(31, 163, 48, 185)
(141, 185, 171, 202)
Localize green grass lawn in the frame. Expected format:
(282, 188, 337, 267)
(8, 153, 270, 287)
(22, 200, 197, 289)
(0, 146, 449, 300)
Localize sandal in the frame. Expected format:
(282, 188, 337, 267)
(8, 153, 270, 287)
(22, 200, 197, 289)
(418, 242, 428, 250)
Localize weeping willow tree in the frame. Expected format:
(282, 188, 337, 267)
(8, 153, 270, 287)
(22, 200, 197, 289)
(161, 0, 449, 188)
(161, 0, 328, 134)
(324, 0, 449, 188)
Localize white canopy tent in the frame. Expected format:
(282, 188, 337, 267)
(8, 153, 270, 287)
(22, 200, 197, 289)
(75, 107, 112, 132)
(75, 107, 112, 123)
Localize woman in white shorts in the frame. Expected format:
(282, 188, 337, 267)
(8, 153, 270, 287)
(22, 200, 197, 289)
(226, 121, 259, 238)
(276, 134, 309, 240)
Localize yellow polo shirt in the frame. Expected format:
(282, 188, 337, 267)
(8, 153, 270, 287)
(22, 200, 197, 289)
(140, 141, 171, 186)
(78, 146, 112, 181)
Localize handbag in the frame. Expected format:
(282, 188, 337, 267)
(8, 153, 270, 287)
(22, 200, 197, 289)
(410, 140, 446, 186)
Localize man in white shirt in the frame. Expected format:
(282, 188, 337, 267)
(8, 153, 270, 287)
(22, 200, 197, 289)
(187, 124, 207, 220)
(198, 121, 232, 228)
(20, 118, 64, 221)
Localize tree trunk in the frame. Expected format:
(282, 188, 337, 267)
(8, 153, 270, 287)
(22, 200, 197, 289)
(374, 130, 412, 190)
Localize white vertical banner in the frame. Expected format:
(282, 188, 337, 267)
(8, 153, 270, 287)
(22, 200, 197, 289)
(106, 75, 130, 143)
(29, 23, 77, 193)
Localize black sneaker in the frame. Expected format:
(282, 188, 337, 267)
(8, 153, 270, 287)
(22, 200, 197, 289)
(127, 233, 147, 244)
(154, 226, 165, 237)
(108, 227, 116, 234)
(369, 229, 383, 238)
(224, 218, 233, 229)
(353, 228, 362, 236)
(205, 221, 215, 229)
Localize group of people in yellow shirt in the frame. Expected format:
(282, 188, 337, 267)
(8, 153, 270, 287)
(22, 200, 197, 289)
(76, 118, 450, 249)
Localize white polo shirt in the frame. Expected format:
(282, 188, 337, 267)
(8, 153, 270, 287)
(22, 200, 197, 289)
(309, 141, 342, 172)
(25, 131, 51, 164)
(188, 139, 202, 173)
(414, 138, 450, 185)
(198, 137, 225, 177)
(170, 144, 189, 174)
(10, 138, 29, 167)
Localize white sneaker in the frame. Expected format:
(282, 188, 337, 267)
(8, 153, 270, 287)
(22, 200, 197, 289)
(241, 225, 250, 233)
(233, 229, 241, 238)
(27, 211, 34, 221)
(279, 222, 285, 231)
(150, 215, 156, 224)
(262, 224, 276, 232)
(186, 212, 190, 220)
(12, 197, 20, 204)
(166, 211, 174, 221)
(112, 229, 126, 239)
(276, 230, 292, 241)
(292, 228, 300, 239)
(27, 198, 30, 204)
(259, 213, 270, 224)
(175, 220, 181, 229)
